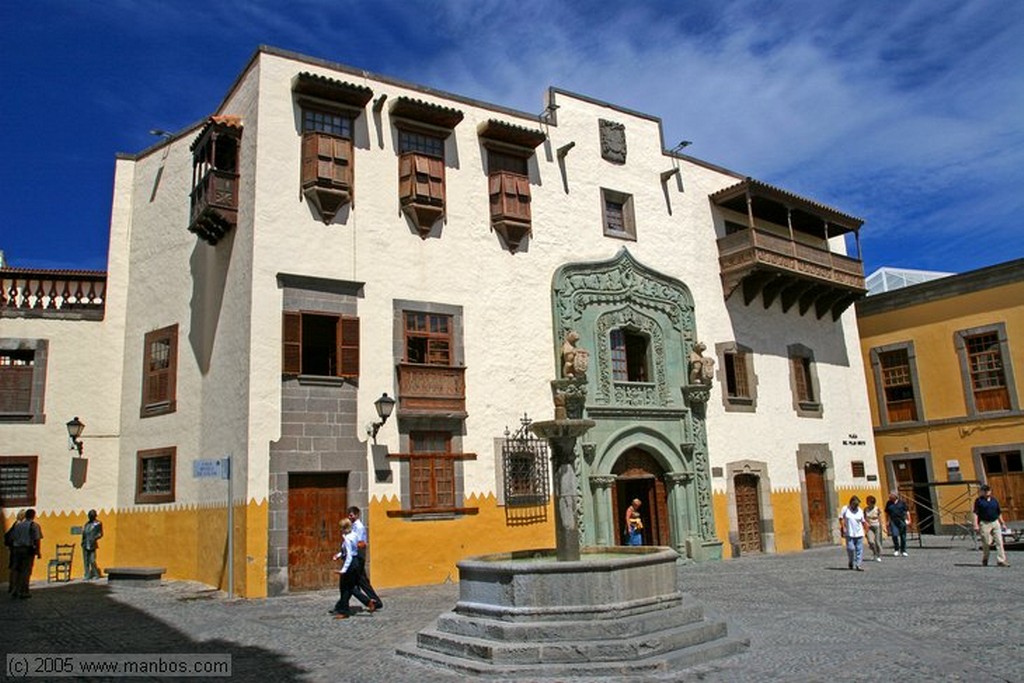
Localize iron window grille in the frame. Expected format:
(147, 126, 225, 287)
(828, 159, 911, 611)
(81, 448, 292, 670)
(502, 414, 550, 507)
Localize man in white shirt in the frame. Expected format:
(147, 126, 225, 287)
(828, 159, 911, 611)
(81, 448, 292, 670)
(839, 496, 867, 571)
(347, 506, 383, 610)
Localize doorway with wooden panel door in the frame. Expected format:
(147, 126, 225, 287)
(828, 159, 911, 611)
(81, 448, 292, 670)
(804, 462, 830, 546)
(287, 472, 348, 591)
(612, 448, 670, 546)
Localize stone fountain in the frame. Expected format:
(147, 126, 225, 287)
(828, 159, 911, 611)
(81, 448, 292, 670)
(396, 332, 747, 677)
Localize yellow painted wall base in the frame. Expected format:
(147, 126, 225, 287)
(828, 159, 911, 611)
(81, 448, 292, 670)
(2, 500, 267, 598)
(369, 493, 557, 589)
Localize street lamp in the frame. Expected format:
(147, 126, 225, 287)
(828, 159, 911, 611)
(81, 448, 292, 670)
(368, 393, 396, 444)
(66, 416, 85, 456)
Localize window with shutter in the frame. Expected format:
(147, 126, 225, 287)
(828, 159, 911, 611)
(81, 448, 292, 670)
(300, 107, 354, 224)
(0, 456, 37, 507)
(966, 332, 1010, 412)
(141, 325, 178, 417)
(610, 328, 649, 382)
(601, 188, 636, 239)
(879, 348, 918, 422)
(955, 325, 1017, 416)
(0, 350, 34, 415)
(281, 311, 359, 380)
(397, 130, 447, 234)
(409, 431, 455, 510)
(725, 351, 751, 399)
(0, 340, 47, 423)
(405, 313, 452, 366)
(788, 345, 822, 416)
(135, 447, 175, 504)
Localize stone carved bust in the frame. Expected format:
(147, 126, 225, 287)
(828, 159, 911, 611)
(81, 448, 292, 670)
(688, 341, 715, 385)
(561, 330, 590, 379)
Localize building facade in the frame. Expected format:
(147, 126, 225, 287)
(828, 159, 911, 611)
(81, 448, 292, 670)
(1, 47, 879, 597)
(857, 259, 1024, 534)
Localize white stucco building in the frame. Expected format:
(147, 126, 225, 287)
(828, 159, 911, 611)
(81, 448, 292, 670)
(1, 46, 880, 596)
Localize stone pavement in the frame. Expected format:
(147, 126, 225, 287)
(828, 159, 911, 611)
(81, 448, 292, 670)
(1, 535, 1019, 682)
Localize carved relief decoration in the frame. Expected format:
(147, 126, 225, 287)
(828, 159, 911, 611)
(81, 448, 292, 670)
(553, 248, 695, 340)
(599, 119, 627, 164)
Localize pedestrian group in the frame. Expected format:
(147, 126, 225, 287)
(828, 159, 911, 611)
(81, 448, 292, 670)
(839, 487, 1011, 570)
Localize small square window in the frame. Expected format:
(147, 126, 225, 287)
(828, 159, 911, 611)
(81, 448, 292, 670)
(0, 456, 38, 507)
(601, 188, 636, 240)
(135, 447, 176, 504)
(851, 461, 866, 478)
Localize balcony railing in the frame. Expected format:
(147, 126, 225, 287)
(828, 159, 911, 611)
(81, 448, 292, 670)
(397, 363, 466, 415)
(717, 228, 866, 319)
(1, 268, 106, 319)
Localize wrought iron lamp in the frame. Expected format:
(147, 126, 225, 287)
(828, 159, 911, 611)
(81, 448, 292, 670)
(368, 393, 396, 444)
(66, 416, 85, 456)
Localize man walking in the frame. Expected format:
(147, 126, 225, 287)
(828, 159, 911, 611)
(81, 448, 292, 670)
(885, 491, 911, 557)
(347, 506, 383, 610)
(9, 508, 42, 599)
(973, 484, 1010, 568)
(81, 509, 104, 580)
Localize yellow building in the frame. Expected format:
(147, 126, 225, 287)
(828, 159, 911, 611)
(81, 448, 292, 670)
(857, 259, 1024, 534)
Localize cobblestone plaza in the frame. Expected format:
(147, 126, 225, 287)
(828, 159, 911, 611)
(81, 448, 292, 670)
(3, 536, 1019, 682)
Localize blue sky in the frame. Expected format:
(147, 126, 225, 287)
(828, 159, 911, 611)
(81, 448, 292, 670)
(2, 0, 1022, 275)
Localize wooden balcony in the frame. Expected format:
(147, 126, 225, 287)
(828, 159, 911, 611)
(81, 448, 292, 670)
(189, 168, 238, 245)
(710, 177, 867, 320)
(0, 268, 106, 320)
(397, 363, 466, 416)
(717, 228, 866, 320)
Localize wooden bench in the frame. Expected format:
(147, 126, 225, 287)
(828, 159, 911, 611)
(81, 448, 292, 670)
(105, 567, 166, 584)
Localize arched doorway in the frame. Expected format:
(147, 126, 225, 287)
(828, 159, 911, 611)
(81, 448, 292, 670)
(612, 448, 670, 546)
(734, 473, 762, 554)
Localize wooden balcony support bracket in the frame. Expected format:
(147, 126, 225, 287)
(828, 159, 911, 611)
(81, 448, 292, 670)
(813, 288, 846, 320)
(779, 280, 814, 314)
(761, 274, 790, 310)
(830, 293, 862, 321)
(741, 271, 776, 306)
(798, 284, 830, 317)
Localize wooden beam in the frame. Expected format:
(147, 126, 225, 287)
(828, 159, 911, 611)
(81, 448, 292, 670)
(780, 280, 815, 313)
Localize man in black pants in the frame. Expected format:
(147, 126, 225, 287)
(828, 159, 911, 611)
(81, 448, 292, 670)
(885, 491, 911, 557)
(347, 506, 383, 610)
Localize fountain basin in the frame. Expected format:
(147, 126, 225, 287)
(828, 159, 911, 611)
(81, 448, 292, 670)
(456, 546, 681, 622)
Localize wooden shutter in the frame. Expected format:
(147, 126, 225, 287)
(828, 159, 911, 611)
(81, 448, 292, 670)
(398, 154, 414, 200)
(488, 173, 503, 215)
(427, 157, 444, 204)
(302, 133, 352, 189)
(337, 316, 360, 379)
(792, 357, 811, 402)
(301, 133, 319, 187)
(142, 326, 177, 415)
(283, 312, 302, 375)
(331, 138, 352, 187)
(413, 155, 432, 199)
(434, 457, 455, 508)
(0, 365, 32, 414)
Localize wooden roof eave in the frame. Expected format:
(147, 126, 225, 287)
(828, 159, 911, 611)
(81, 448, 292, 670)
(711, 177, 863, 235)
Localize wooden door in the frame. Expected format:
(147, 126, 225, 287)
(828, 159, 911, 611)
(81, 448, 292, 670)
(982, 451, 1024, 521)
(288, 472, 347, 591)
(735, 474, 762, 554)
(613, 448, 670, 546)
(805, 464, 830, 544)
